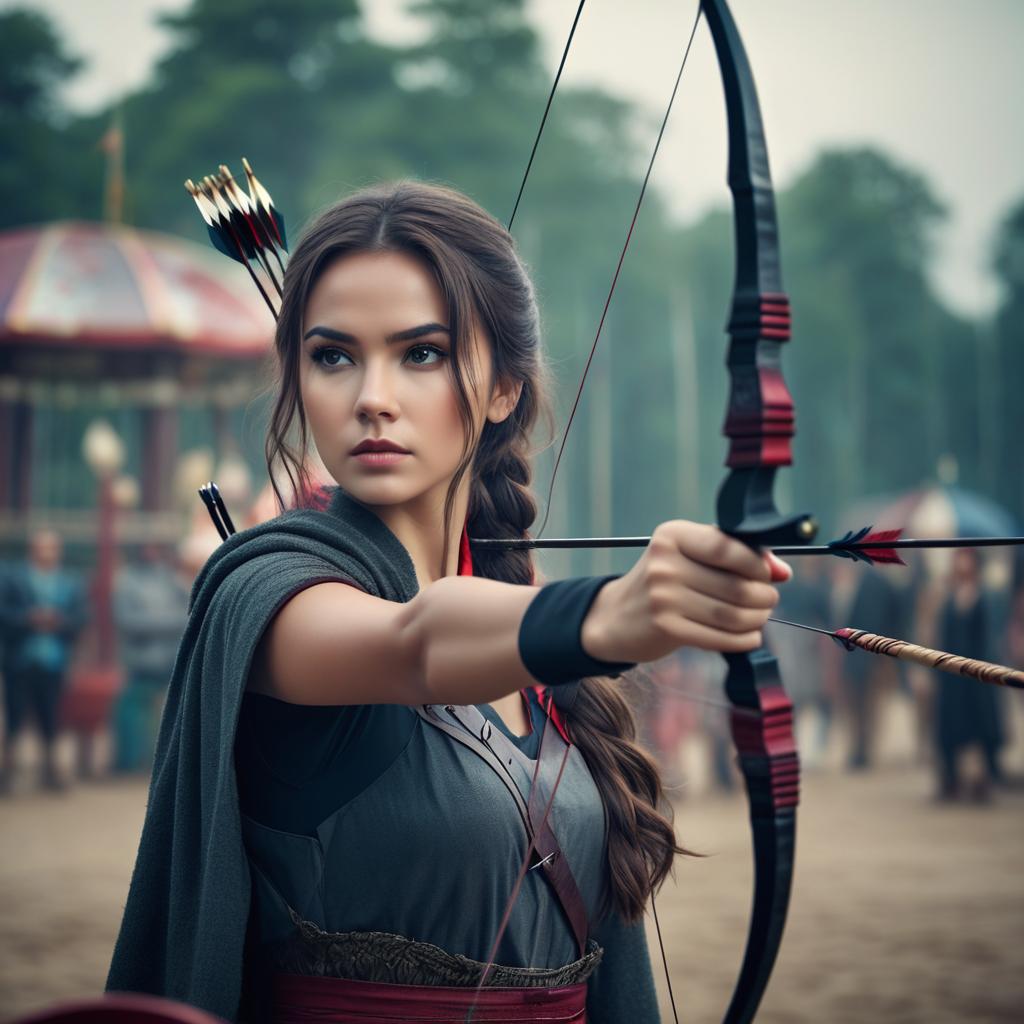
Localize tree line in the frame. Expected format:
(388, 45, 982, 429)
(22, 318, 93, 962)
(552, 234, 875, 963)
(2, 0, 1020, 569)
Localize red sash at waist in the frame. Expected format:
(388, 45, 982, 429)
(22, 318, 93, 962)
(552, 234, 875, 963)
(271, 972, 587, 1023)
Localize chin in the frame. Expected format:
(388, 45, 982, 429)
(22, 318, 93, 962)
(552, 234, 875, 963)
(343, 471, 456, 515)
(336, 477, 424, 509)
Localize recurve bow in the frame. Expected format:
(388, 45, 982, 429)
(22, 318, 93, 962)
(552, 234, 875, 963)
(700, 2, 813, 1018)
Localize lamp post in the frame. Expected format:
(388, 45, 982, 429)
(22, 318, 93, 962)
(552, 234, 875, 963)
(82, 420, 127, 660)
(67, 419, 127, 777)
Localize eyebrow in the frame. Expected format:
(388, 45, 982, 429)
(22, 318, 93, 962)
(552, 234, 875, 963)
(303, 323, 451, 344)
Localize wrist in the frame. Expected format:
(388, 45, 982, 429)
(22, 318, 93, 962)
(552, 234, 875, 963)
(580, 575, 621, 663)
(518, 575, 635, 687)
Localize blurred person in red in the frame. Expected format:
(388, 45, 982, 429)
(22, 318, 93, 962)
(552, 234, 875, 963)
(640, 651, 698, 795)
(0, 527, 88, 792)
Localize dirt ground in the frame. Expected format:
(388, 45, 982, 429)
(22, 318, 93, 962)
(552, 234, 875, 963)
(1, 695, 1023, 1023)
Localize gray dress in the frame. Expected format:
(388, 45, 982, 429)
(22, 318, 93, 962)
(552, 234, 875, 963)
(240, 694, 606, 971)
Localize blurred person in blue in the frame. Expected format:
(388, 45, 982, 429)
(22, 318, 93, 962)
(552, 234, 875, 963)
(933, 548, 1006, 802)
(111, 542, 190, 774)
(0, 527, 88, 792)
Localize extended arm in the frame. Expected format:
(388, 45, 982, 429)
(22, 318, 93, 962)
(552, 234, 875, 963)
(249, 521, 786, 707)
(249, 574, 541, 706)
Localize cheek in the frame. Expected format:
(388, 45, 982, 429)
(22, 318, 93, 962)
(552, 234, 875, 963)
(301, 370, 352, 426)
(437, 383, 467, 437)
(407, 374, 471, 464)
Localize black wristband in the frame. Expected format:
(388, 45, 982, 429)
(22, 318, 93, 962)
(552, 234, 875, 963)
(518, 575, 636, 687)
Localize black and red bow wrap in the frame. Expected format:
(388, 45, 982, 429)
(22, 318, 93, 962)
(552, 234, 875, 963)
(701, 2, 816, 1020)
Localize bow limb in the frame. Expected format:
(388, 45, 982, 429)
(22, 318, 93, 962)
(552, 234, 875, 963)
(701, 1, 815, 1021)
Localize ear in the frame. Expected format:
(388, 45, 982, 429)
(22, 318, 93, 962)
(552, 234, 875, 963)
(486, 376, 523, 425)
(486, 382, 521, 424)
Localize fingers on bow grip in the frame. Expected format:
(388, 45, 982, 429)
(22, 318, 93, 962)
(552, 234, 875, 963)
(653, 520, 774, 580)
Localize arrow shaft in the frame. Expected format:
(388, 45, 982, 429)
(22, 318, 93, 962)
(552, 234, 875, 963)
(767, 618, 1024, 690)
(835, 628, 1024, 690)
(470, 534, 1024, 553)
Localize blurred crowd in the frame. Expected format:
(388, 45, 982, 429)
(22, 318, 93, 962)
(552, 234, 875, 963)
(0, 527, 196, 794)
(0, 458, 322, 796)
(2, 520, 1023, 804)
(641, 550, 1024, 806)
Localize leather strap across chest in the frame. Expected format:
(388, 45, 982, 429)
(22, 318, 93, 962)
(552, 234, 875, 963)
(414, 703, 590, 957)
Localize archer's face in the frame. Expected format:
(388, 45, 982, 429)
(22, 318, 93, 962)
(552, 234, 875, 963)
(299, 249, 507, 517)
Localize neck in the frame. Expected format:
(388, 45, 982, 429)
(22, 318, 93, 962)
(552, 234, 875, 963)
(370, 482, 470, 585)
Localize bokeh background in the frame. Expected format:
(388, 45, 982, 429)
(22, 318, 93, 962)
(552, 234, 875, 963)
(0, 1, 1022, 1021)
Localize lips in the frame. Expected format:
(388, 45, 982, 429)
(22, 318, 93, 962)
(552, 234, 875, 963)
(350, 439, 411, 455)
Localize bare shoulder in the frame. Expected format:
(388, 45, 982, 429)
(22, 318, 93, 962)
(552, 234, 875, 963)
(248, 579, 419, 707)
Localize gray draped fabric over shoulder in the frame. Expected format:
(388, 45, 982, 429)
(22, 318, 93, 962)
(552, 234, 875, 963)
(106, 489, 417, 1018)
(105, 486, 659, 1023)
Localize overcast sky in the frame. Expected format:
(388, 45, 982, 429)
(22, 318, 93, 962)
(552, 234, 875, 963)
(8, 0, 1023, 316)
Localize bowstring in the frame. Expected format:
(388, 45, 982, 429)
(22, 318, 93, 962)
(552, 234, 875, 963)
(507, 0, 587, 232)
(465, 11, 591, 1011)
(652, 891, 681, 1024)
(466, 10, 591, 1006)
(526, 7, 703, 1018)
(475, 6, 704, 1019)
(535, 2, 703, 539)
(464, 711, 573, 1023)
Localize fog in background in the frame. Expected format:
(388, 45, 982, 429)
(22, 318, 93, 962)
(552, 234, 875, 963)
(10, 0, 1024, 316)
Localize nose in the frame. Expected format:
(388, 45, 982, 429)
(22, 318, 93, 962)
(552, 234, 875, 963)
(353, 356, 400, 423)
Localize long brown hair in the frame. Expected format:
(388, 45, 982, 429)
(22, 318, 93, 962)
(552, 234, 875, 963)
(264, 180, 683, 922)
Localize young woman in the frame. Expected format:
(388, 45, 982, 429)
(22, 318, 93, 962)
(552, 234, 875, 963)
(107, 181, 788, 1023)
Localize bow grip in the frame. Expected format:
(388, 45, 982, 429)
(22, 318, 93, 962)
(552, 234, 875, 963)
(725, 511, 818, 550)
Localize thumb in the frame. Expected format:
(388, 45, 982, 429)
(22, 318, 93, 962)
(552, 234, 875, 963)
(765, 550, 792, 583)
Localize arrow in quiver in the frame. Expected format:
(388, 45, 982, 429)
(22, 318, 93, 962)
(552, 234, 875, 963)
(184, 159, 288, 320)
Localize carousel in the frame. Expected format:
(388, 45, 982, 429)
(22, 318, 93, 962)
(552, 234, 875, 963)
(0, 219, 275, 757)
(0, 219, 275, 549)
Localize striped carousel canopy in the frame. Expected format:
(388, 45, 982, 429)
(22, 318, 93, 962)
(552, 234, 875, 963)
(0, 221, 273, 357)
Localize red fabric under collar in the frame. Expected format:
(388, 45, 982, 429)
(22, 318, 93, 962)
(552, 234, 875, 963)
(457, 522, 474, 578)
(456, 524, 571, 744)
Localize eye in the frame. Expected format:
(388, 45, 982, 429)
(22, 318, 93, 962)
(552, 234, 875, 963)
(405, 344, 446, 367)
(310, 345, 352, 370)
